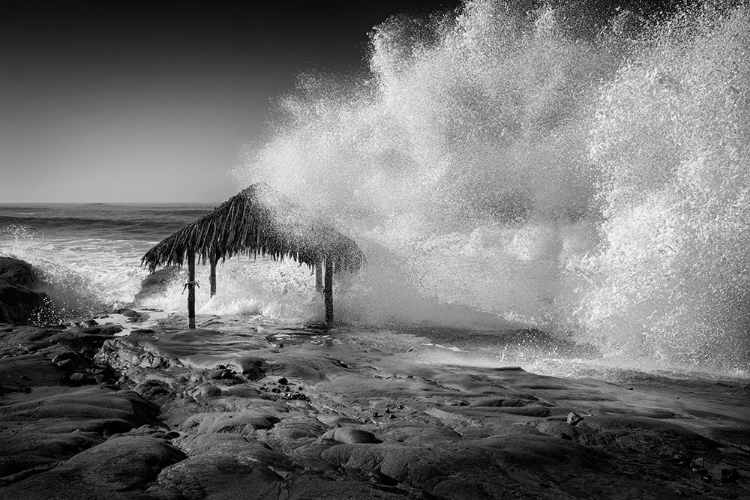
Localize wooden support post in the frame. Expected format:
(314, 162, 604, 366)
(315, 262, 323, 293)
(209, 255, 217, 297)
(324, 259, 333, 323)
(188, 252, 196, 329)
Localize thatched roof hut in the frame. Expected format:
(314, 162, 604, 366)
(142, 182, 365, 327)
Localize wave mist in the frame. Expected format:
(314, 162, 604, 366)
(235, 0, 750, 372)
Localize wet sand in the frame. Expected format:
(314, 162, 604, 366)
(1, 314, 748, 499)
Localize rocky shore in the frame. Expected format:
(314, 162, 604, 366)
(1, 315, 749, 499)
(0, 253, 748, 499)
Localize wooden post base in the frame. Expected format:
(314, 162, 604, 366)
(324, 259, 333, 323)
(188, 252, 196, 329)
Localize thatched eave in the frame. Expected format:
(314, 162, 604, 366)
(141, 183, 365, 274)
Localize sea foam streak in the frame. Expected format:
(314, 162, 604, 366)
(234, 0, 750, 372)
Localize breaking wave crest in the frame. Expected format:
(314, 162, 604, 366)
(235, 0, 750, 372)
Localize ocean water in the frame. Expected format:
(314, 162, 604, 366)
(0, 203, 209, 315)
(2, 1, 750, 380)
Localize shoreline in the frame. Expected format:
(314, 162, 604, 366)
(1, 312, 749, 499)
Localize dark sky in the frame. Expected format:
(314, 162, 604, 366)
(0, 0, 462, 203)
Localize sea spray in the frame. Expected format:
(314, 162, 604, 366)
(137, 257, 326, 321)
(235, 0, 750, 372)
(569, 1, 750, 370)
(236, 1, 625, 323)
(0, 224, 143, 321)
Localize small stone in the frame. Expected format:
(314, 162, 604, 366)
(372, 412, 380, 418)
(69, 373, 86, 382)
(567, 412, 583, 426)
(278, 377, 288, 385)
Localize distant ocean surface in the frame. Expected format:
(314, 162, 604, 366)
(0, 203, 213, 313)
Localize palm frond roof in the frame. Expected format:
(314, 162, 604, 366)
(142, 182, 365, 273)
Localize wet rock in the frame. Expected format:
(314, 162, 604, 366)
(0, 257, 37, 287)
(433, 479, 493, 500)
(321, 443, 450, 489)
(147, 453, 284, 500)
(209, 368, 234, 380)
(0, 257, 47, 325)
(226, 385, 260, 398)
(0, 384, 163, 485)
(179, 412, 280, 436)
(719, 466, 740, 483)
(567, 412, 584, 426)
(1, 352, 65, 389)
(535, 416, 721, 456)
(135, 266, 180, 302)
(135, 379, 172, 401)
(199, 385, 221, 398)
(1, 436, 186, 498)
(55, 358, 74, 371)
(321, 427, 381, 444)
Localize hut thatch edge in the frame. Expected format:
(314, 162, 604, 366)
(141, 183, 365, 274)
